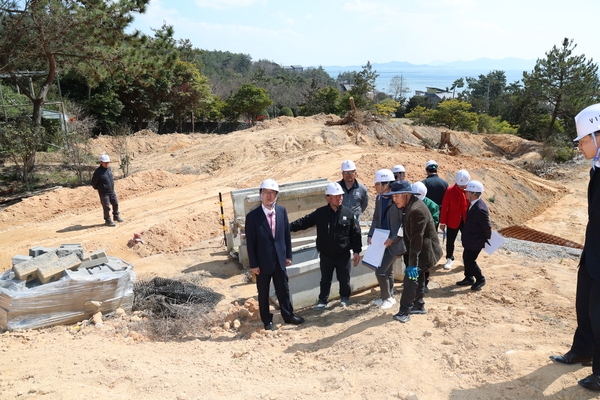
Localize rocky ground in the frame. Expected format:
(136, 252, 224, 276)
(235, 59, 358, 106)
(0, 115, 594, 399)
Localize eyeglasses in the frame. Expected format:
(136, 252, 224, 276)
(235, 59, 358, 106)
(342, 171, 356, 175)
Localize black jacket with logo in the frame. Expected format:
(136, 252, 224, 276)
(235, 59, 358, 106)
(290, 205, 362, 256)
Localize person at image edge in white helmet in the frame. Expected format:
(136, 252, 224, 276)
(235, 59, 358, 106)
(338, 160, 369, 221)
(456, 180, 491, 291)
(245, 178, 304, 331)
(550, 103, 600, 392)
(91, 154, 123, 227)
(290, 182, 362, 309)
(439, 169, 471, 270)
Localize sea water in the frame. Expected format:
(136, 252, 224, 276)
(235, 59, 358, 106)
(322, 66, 528, 96)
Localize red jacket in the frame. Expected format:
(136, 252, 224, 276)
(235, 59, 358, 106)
(439, 184, 469, 229)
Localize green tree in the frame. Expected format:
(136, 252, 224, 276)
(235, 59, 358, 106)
(449, 78, 464, 98)
(375, 98, 400, 118)
(298, 86, 341, 116)
(225, 84, 273, 125)
(405, 106, 432, 126)
(459, 71, 507, 116)
(405, 95, 436, 114)
(280, 107, 293, 117)
(167, 61, 214, 132)
(521, 38, 600, 141)
(431, 99, 479, 131)
(344, 61, 379, 111)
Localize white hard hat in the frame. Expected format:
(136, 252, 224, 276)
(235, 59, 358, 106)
(374, 169, 395, 183)
(466, 180, 484, 193)
(412, 181, 427, 201)
(341, 160, 356, 171)
(99, 154, 110, 163)
(455, 169, 471, 185)
(392, 164, 406, 173)
(325, 182, 344, 195)
(425, 160, 438, 171)
(574, 103, 600, 141)
(260, 178, 279, 192)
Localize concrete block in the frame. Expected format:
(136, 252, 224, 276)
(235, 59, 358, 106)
(37, 253, 82, 284)
(29, 246, 57, 257)
(14, 251, 59, 281)
(77, 249, 108, 269)
(12, 255, 32, 266)
(57, 244, 84, 260)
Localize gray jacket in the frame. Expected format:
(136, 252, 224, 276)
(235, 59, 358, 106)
(338, 179, 369, 220)
(368, 194, 405, 256)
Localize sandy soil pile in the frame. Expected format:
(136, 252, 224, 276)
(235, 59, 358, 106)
(0, 116, 593, 399)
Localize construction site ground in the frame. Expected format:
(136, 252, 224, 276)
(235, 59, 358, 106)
(0, 115, 594, 399)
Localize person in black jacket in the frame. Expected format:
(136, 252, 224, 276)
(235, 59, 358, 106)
(550, 103, 600, 391)
(290, 182, 362, 309)
(421, 159, 448, 208)
(91, 154, 123, 226)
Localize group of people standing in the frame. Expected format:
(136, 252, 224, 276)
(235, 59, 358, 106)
(244, 158, 493, 330)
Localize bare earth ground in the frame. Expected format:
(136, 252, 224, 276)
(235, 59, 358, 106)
(0, 115, 595, 399)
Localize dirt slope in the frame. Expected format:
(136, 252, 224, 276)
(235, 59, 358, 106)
(0, 116, 593, 400)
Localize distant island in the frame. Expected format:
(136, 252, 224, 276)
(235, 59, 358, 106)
(313, 57, 536, 72)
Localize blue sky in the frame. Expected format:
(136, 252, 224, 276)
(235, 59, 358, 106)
(129, 0, 598, 67)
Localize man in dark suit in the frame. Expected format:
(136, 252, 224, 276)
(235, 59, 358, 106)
(245, 178, 305, 331)
(457, 180, 491, 291)
(550, 103, 600, 391)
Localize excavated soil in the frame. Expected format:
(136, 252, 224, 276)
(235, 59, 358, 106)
(0, 115, 593, 399)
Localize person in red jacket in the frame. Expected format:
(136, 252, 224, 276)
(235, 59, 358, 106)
(439, 169, 470, 270)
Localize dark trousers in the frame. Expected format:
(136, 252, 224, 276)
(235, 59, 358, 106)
(571, 261, 600, 374)
(319, 252, 351, 302)
(399, 267, 427, 312)
(99, 191, 119, 220)
(256, 261, 294, 326)
(462, 248, 484, 281)
(445, 224, 462, 260)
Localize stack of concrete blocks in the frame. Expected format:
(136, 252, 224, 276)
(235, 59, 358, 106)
(229, 179, 403, 309)
(0, 244, 134, 331)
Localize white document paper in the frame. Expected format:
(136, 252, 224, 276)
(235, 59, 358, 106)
(484, 230, 505, 255)
(362, 228, 390, 269)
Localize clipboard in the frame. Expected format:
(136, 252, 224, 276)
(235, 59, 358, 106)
(362, 228, 389, 269)
(484, 230, 505, 255)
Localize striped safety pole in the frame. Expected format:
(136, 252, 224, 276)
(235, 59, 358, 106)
(219, 192, 227, 246)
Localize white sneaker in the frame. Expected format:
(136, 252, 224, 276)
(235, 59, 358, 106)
(443, 258, 454, 270)
(373, 298, 384, 306)
(381, 299, 395, 309)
